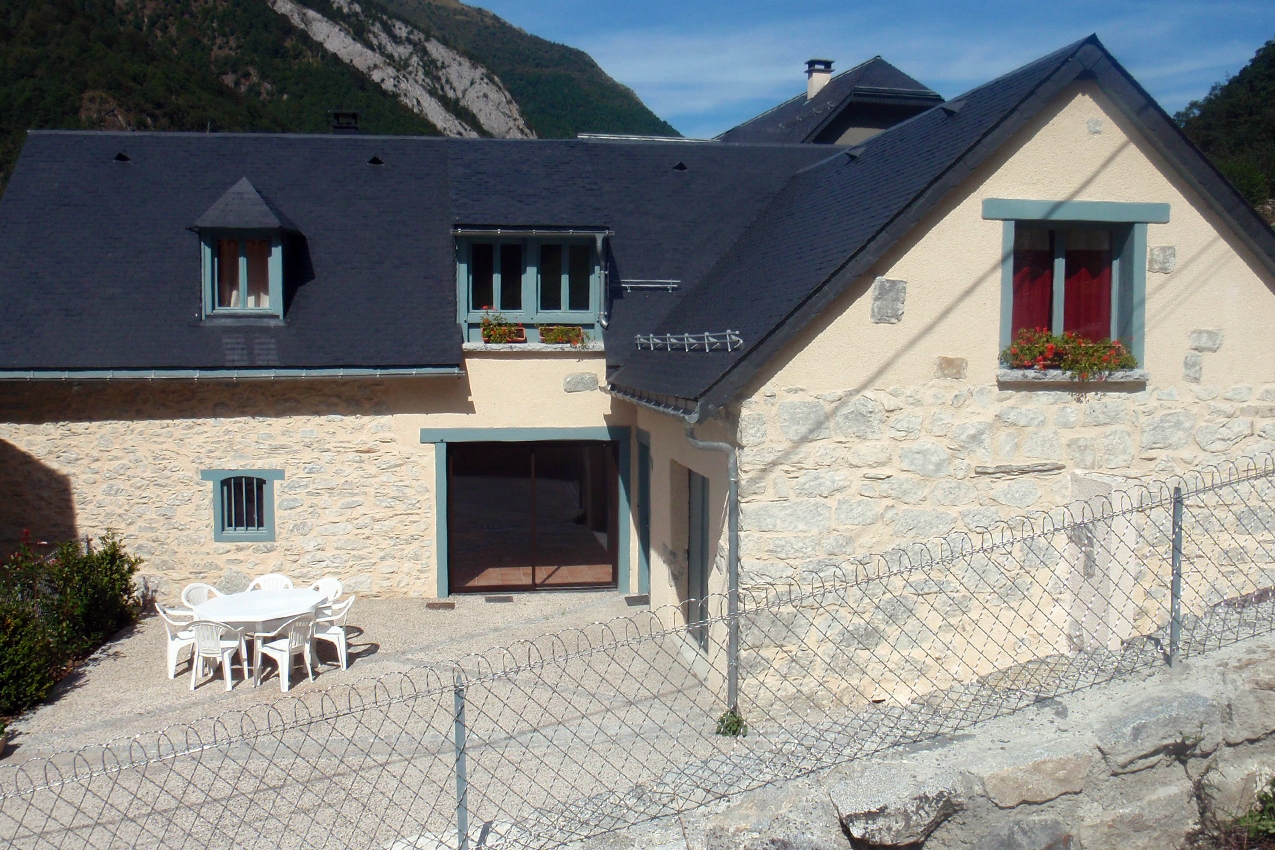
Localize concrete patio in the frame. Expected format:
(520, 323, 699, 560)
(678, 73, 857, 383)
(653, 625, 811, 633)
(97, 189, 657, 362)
(4, 590, 638, 761)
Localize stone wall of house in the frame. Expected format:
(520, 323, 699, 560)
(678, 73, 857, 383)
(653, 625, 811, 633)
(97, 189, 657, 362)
(0, 353, 615, 601)
(733, 376, 1275, 586)
(0, 380, 437, 600)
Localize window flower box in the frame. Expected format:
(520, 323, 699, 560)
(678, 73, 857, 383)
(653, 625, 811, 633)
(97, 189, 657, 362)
(1000, 328, 1137, 382)
(480, 311, 526, 344)
(536, 324, 586, 347)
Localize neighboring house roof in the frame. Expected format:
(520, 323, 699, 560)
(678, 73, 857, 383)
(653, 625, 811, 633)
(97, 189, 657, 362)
(716, 56, 943, 145)
(0, 134, 825, 374)
(609, 35, 1275, 419)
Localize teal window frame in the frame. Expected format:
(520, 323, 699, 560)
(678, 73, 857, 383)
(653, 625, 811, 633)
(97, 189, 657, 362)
(199, 469, 284, 542)
(636, 429, 651, 597)
(984, 199, 1169, 364)
(201, 229, 284, 319)
(456, 239, 602, 342)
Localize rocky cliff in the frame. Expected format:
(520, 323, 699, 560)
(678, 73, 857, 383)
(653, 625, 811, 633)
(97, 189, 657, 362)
(0, 0, 674, 194)
(269, 0, 532, 138)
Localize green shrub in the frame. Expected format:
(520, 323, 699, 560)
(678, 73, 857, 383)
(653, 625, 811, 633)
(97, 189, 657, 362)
(715, 707, 748, 737)
(1237, 776, 1275, 838)
(0, 533, 143, 717)
(0, 598, 60, 715)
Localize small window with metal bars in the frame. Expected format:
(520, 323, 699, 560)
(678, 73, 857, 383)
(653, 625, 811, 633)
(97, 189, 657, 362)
(221, 476, 266, 533)
(200, 469, 284, 542)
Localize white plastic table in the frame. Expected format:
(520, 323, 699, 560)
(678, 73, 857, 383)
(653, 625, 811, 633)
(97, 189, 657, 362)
(194, 589, 326, 682)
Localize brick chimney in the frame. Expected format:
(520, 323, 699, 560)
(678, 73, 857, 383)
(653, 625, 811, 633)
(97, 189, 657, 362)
(806, 59, 833, 100)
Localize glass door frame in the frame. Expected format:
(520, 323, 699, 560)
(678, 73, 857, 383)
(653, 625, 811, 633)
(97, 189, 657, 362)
(422, 426, 632, 598)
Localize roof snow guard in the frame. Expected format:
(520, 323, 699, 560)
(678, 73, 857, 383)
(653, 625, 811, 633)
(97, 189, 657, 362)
(635, 331, 743, 352)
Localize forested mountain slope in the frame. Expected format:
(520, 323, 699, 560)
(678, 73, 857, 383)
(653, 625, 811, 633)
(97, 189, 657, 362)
(1176, 37, 1275, 218)
(374, 0, 677, 139)
(0, 0, 674, 194)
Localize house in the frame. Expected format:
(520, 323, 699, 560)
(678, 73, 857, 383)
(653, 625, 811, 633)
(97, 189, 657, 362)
(0, 36, 1272, 624)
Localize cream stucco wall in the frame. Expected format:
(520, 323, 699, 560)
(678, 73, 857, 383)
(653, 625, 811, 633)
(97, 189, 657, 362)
(0, 350, 636, 600)
(730, 82, 1275, 584)
(764, 82, 1274, 392)
(633, 407, 732, 614)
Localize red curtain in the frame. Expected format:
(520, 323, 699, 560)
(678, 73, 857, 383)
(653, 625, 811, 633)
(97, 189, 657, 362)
(1062, 229, 1112, 341)
(1011, 229, 1052, 335)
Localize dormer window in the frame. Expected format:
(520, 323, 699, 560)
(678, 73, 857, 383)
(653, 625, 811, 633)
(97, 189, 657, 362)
(455, 228, 608, 343)
(206, 232, 280, 314)
(194, 177, 292, 320)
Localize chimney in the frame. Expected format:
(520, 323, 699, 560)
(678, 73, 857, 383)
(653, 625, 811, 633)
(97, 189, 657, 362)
(805, 59, 833, 100)
(330, 111, 360, 134)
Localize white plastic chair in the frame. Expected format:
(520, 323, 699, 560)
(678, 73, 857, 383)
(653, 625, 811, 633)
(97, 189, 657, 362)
(189, 621, 248, 691)
(254, 614, 315, 692)
(313, 596, 354, 670)
(247, 573, 294, 592)
(156, 603, 196, 679)
(310, 577, 342, 604)
(181, 583, 223, 607)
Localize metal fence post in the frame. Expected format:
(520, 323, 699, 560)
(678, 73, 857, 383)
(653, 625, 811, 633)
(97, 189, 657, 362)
(1170, 485, 1184, 666)
(453, 670, 470, 850)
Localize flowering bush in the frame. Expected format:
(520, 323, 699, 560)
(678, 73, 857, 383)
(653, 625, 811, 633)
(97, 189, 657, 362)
(479, 310, 524, 343)
(1000, 327, 1138, 381)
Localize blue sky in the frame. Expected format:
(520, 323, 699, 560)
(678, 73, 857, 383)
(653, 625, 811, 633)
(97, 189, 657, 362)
(469, 0, 1275, 138)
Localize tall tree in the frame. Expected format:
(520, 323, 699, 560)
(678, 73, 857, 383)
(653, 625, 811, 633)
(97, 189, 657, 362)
(1176, 38, 1275, 210)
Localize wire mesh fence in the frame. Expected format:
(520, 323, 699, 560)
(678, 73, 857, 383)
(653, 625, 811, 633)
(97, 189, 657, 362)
(4, 456, 1275, 849)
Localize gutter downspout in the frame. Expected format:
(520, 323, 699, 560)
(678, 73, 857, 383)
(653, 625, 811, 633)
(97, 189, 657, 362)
(683, 418, 740, 712)
(596, 233, 611, 330)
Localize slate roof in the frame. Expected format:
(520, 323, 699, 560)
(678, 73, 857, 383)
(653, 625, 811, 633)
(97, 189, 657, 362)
(0, 134, 825, 373)
(610, 35, 1275, 416)
(4, 37, 1272, 397)
(716, 56, 943, 145)
(194, 177, 296, 231)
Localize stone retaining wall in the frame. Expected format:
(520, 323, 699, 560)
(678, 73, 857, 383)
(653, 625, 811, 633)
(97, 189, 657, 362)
(733, 376, 1275, 586)
(579, 634, 1275, 850)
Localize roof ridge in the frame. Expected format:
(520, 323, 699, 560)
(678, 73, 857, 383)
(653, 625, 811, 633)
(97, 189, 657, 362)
(714, 55, 894, 141)
(696, 38, 1095, 403)
(611, 36, 1109, 410)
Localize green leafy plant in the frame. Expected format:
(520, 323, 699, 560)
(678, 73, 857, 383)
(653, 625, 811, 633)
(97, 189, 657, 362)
(1000, 327, 1138, 381)
(536, 324, 586, 346)
(480, 310, 525, 343)
(0, 532, 143, 717)
(715, 707, 748, 737)
(1237, 775, 1275, 838)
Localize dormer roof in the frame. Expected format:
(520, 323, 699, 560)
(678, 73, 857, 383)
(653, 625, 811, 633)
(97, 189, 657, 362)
(193, 177, 295, 231)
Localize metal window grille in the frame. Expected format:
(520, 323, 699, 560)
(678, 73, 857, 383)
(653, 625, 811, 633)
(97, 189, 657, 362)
(634, 330, 743, 351)
(220, 475, 265, 533)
